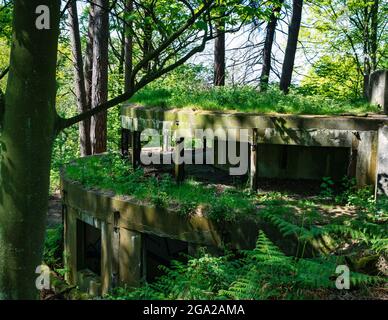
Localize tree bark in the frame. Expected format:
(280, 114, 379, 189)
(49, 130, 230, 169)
(214, 20, 225, 86)
(370, 0, 379, 71)
(124, 0, 133, 90)
(91, 0, 109, 154)
(279, 0, 303, 94)
(68, 0, 91, 156)
(0, 0, 60, 299)
(364, 0, 379, 99)
(84, 4, 94, 123)
(259, 0, 284, 92)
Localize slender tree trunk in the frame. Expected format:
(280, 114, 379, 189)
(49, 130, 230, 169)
(370, 0, 379, 71)
(364, 0, 379, 99)
(84, 4, 94, 122)
(91, 0, 109, 154)
(118, 29, 125, 85)
(0, 0, 60, 299)
(260, 0, 284, 92)
(214, 20, 225, 86)
(124, 0, 133, 90)
(363, 4, 371, 99)
(69, 0, 91, 156)
(279, 0, 303, 94)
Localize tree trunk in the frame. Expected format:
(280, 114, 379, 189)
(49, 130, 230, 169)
(118, 29, 125, 86)
(259, 0, 284, 92)
(68, 0, 91, 156)
(84, 4, 94, 123)
(214, 21, 226, 86)
(91, 0, 109, 154)
(363, 4, 371, 99)
(364, 0, 379, 99)
(279, 0, 303, 94)
(370, 0, 379, 71)
(0, 0, 60, 299)
(124, 0, 133, 90)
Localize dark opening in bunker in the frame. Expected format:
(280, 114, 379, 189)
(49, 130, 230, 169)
(258, 144, 351, 181)
(77, 220, 102, 275)
(143, 234, 188, 282)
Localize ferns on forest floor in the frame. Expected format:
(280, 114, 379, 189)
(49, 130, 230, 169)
(107, 232, 385, 300)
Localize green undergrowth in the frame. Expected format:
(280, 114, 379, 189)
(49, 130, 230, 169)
(130, 86, 380, 115)
(43, 225, 64, 273)
(107, 232, 385, 300)
(65, 153, 255, 221)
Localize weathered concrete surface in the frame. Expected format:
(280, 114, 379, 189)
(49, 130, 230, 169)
(369, 70, 388, 114)
(121, 104, 388, 132)
(376, 126, 388, 198)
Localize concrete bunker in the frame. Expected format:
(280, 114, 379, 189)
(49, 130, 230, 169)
(62, 175, 265, 296)
(62, 106, 388, 296)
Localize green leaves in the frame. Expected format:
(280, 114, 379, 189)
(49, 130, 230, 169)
(43, 225, 63, 269)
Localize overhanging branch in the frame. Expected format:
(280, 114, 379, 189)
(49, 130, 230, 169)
(56, 29, 211, 133)
(0, 66, 9, 80)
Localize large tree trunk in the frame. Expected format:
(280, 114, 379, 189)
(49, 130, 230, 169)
(214, 21, 226, 86)
(259, 0, 284, 92)
(124, 0, 133, 90)
(0, 0, 60, 299)
(279, 0, 303, 94)
(91, 0, 109, 154)
(69, 0, 91, 156)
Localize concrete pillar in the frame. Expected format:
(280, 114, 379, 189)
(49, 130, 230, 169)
(203, 137, 207, 165)
(376, 125, 388, 199)
(131, 131, 141, 169)
(101, 221, 112, 295)
(347, 133, 359, 179)
(111, 212, 120, 289)
(250, 129, 258, 191)
(64, 207, 78, 285)
(162, 130, 170, 152)
(368, 70, 388, 114)
(174, 136, 185, 183)
(356, 131, 378, 187)
(119, 229, 143, 287)
(121, 128, 130, 157)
